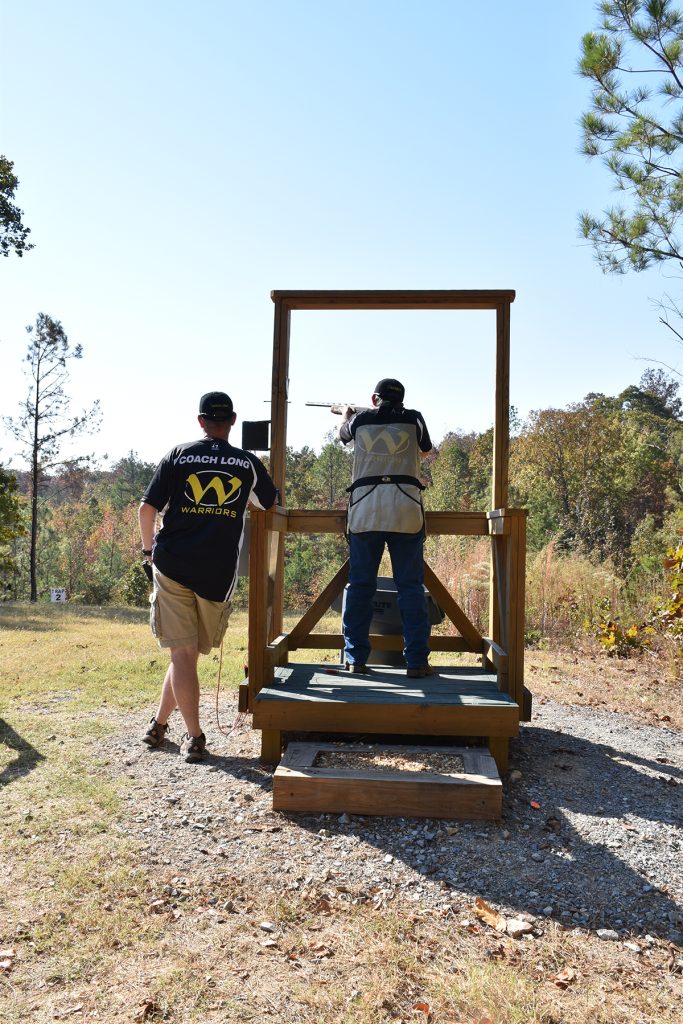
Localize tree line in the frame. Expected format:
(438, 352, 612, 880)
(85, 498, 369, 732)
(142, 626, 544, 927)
(1, 364, 681, 640)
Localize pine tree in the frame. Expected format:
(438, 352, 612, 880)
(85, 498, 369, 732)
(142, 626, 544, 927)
(579, 1, 683, 272)
(4, 314, 100, 601)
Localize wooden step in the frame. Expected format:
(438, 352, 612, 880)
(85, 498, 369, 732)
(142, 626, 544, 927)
(273, 741, 502, 820)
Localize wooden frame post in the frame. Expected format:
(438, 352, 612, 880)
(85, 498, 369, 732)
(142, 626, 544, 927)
(269, 299, 290, 640)
(493, 301, 511, 509)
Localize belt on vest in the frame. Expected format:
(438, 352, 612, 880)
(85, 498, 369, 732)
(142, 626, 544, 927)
(346, 475, 425, 493)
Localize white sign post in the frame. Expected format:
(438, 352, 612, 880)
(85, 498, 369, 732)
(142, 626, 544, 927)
(50, 588, 67, 603)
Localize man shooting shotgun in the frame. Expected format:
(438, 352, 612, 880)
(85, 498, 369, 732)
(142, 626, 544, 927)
(335, 378, 433, 678)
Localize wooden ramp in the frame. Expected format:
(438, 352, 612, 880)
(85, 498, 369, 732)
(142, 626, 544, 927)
(273, 741, 502, 820)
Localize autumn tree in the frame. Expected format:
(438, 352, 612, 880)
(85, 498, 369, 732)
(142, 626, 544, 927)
(4, 314, 101, 601)
(0, 156, 33, 258)
(0, 464, 26, 594)
(512, 378, 683, 561)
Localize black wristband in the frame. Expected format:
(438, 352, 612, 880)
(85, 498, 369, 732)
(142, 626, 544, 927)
(142, 548, 152, 556)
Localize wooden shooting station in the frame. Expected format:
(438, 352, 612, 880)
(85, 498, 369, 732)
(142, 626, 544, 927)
(242, 290, 529, 819)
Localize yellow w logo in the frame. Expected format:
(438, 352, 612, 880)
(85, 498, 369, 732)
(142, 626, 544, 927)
(186, 473, 242, 506)
(361, 429, 410, 455)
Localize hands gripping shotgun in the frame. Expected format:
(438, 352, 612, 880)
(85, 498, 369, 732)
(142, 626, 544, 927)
(306, 402, 371, 415)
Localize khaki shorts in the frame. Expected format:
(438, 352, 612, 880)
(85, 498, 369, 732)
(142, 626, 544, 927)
(150, 567, 232, 655)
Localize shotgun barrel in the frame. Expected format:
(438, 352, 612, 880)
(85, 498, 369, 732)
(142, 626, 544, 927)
(305, 401, 371, 415)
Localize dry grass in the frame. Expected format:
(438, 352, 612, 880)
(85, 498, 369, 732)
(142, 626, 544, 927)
(525, 643, 683, 732)
(1, 604, 681, 1023)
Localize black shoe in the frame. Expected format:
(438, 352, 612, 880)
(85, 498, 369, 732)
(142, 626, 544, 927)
(141, 717, 168, 748)
(345, 663, 368, 674)
(179, 732, 206, 763)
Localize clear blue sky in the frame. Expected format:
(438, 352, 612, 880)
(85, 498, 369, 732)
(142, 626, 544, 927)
(1, 0, 681, 469)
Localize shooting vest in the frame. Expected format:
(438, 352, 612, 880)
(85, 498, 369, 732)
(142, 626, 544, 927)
(345, 409, 427, 534)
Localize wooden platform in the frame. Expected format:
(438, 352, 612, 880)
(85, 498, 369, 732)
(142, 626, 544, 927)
(273, 741, 502, 819)
(253, 664, 520, 739)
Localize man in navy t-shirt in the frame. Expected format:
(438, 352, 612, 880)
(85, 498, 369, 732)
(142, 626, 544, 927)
(139, 391, 277, 762)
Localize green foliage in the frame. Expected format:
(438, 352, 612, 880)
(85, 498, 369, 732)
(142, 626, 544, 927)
(107, 452, 157, 510)
(284, 533, 347, 609)
(285, 446, 319, 507)
(423, 430, 492, 512)
(578, 1, 683, 273)
(512, 371, 683, 563)
(627, 512, 673, 606)
(524, 627, 544, 648)
(590, 513, 683, 660)
(619, 368, 683, 419)
(116, 562, 151, 608)
(311, 434, 352, 507)
(512, 400, 628, 558)
(655, 516, 683, 633)
(0, 464, 26, 595)
(0, 155, 33, 258)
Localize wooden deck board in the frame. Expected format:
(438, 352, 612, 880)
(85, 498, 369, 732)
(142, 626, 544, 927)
(258, 664, 516, 706)
(252, 663, 519, 738)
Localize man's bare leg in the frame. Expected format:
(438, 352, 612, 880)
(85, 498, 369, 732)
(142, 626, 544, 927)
(154, 664, 177, 725)
(168, 644, 202, 737)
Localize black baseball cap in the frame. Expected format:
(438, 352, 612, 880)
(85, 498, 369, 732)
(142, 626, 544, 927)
(199, 391, 234, 420)
(374, 378, 405, 402)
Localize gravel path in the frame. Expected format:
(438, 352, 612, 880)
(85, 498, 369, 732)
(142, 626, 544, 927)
(106, 696, 683, 945)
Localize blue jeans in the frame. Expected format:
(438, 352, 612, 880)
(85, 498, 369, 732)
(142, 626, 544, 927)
(343, 531, 430, 669)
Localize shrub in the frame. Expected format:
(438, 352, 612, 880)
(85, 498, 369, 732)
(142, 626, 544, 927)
(116, 562, 151, 608)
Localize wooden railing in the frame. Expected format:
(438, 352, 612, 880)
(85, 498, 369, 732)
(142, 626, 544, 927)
(245, 507, 527, 712)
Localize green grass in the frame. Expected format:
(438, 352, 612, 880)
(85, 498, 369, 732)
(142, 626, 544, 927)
(0, 603, 249, 713)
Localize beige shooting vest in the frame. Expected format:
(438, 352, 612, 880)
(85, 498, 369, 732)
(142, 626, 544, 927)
(347, 418, 425, 534)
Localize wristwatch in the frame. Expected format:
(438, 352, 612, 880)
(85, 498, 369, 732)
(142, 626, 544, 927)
(142, 548, 152, 556)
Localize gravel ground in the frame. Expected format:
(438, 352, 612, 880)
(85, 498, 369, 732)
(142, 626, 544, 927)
(106, 696, 683, 946)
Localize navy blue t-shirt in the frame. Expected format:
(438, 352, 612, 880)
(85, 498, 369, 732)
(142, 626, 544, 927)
(142, 436, 277, 602)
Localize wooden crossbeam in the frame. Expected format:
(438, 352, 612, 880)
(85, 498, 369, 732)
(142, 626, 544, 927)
(423, 562, 482, 651)
(288, 560, 350, 648)
(287, 633, 479, 652)
(271, 289, 516, 311)
(283, 509, 490, 536)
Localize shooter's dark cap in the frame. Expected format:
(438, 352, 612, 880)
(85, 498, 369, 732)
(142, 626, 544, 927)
(199, 391, 234, 420)
(374, 378, 405, 402)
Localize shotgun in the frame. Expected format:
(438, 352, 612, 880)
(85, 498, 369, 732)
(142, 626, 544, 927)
(306, 402, 371, 415)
